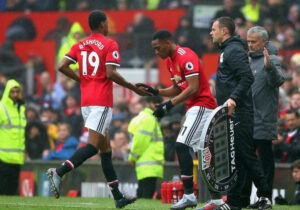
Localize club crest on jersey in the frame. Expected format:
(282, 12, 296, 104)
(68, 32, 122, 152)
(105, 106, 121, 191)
(174, 75, 182, 83)
(112, 51, 119, 59)
(185, 62, 194, 70)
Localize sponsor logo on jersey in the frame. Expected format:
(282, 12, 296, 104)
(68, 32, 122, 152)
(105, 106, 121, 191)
(177, 47, 186, 55)
(112, 51, 119, 59)
(185, 62, 194, 70)
(174, 75, 182, 83)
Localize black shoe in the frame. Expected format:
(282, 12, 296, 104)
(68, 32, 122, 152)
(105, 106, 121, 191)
(227, 203, 241, 210)
(258, 197, 272, 210)
(115, 197, 137, 209)
(246, 200, 259, 209)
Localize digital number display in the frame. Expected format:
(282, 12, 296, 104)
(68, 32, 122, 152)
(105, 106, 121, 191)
(213, 120, 229, 182)
(199, 105, 237, 192)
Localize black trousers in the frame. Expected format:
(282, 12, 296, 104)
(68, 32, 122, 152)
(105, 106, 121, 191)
(241, 139, 274, 205)
(0, 160, 21, 195)
(136, 177, 157, 199)
(226, 114, 269, 208)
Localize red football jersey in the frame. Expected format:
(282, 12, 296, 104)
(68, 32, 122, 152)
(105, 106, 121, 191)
(65, 33, 120, 107)
(166, 45, 217, 110)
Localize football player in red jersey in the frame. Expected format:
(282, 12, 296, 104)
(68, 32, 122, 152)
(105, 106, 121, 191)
(46, 10, 149, 208)
(137, 30, 219, 210)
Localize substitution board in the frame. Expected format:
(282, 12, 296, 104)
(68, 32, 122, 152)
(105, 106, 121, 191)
(198, 105, 237, 192)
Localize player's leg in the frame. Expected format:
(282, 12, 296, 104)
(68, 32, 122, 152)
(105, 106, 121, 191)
(184, 107, 230, 210)
(46, 106, 104, 198)
(227, 114, 271, 210)
(172, 106, 212, 210)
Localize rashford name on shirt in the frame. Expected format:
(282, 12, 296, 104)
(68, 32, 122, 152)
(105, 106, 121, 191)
(79, 39, 104, 50)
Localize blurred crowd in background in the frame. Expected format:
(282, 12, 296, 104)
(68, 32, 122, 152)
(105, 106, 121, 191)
(1, 0, 300, 165)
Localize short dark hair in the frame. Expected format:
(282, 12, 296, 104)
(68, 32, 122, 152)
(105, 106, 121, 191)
(216, 16, 235, 36)
(88, 10, 107, 31)
(152, 30, 173, 41)
(286, 109, 300, 117)
(292, 159, 300, 170)
(144, 95, 163, 104)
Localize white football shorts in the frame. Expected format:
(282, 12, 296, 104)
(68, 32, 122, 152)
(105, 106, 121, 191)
(81, 106, 113, 136)
(177, 106, 213, 151)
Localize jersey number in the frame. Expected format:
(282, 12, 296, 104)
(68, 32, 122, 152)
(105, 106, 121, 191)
(80, 51, 100, 76)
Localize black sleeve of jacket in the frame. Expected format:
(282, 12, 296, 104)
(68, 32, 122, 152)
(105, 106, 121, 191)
(296, 183, 300, 204)
(226, 46, 254, 103)
(265, 54, 285, 87)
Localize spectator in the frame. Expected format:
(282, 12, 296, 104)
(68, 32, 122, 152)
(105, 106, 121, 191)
(111, 130, 130, 161)
(25, 106, 40, 122)
(262, 18, 276, 40)
(25, 120, 50, 160)
(61, 94, 83, 138)
(43, 17, 71, 52)
(109, 112, 127, 139)
(291, 159, 300, 205)
(5, 16, 36, 41)
(128, 96, 164, 199)
(158, 0, 191, 9)
(174, 16, 196, 50)
(5, 0, 24, 11)
(0, 40, 26, 83)
(290, 90, 300, 114)
(292, 67, 300, 91)
(213, 0, 246, 26)
(266, 0, 289, 23)
(282, 23, 299, 49)
(57, 21, 85, 71)
(24, 0, 58, 11)
(288, 4, 300, 31)
(124, 12, 155, 67)
(36, 71, 64, 110)
(43, 122, 78, 160)
(241, 0, 265, 24)
(40, 107, 58, 149)
(0, 79, 26, 195)
(273, 109, 300, 163)
(160, 116, 177, 162)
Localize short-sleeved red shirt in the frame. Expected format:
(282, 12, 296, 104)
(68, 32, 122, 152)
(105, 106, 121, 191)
(166, 45, 217, 110)
(66, 33, 120, 107)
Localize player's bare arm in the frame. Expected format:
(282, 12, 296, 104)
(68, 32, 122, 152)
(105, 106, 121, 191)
(58, 57, 80, 82)
(170, 75, 199, 106)
(106, 65, 151, 96)
(157, 81, 181, 98)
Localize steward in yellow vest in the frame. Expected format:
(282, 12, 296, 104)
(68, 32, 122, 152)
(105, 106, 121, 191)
(128, 96, 164, 199)
(0, 79, 26, 195)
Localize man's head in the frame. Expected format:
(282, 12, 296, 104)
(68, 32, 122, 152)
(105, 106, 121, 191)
(285, 109, 299, 131)
(151, 30, 175, 59)
(9, 86, 21, 103)
(292, 159, 300, 182)
(291, 91, 300, 110)
(88, 10, 108, 35)
(247, 26, 268, 52)
(210, 16, 235, 45)
(144, 95, 163, 110)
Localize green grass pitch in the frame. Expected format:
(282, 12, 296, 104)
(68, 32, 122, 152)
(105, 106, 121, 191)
(0, 196, 297, 210)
